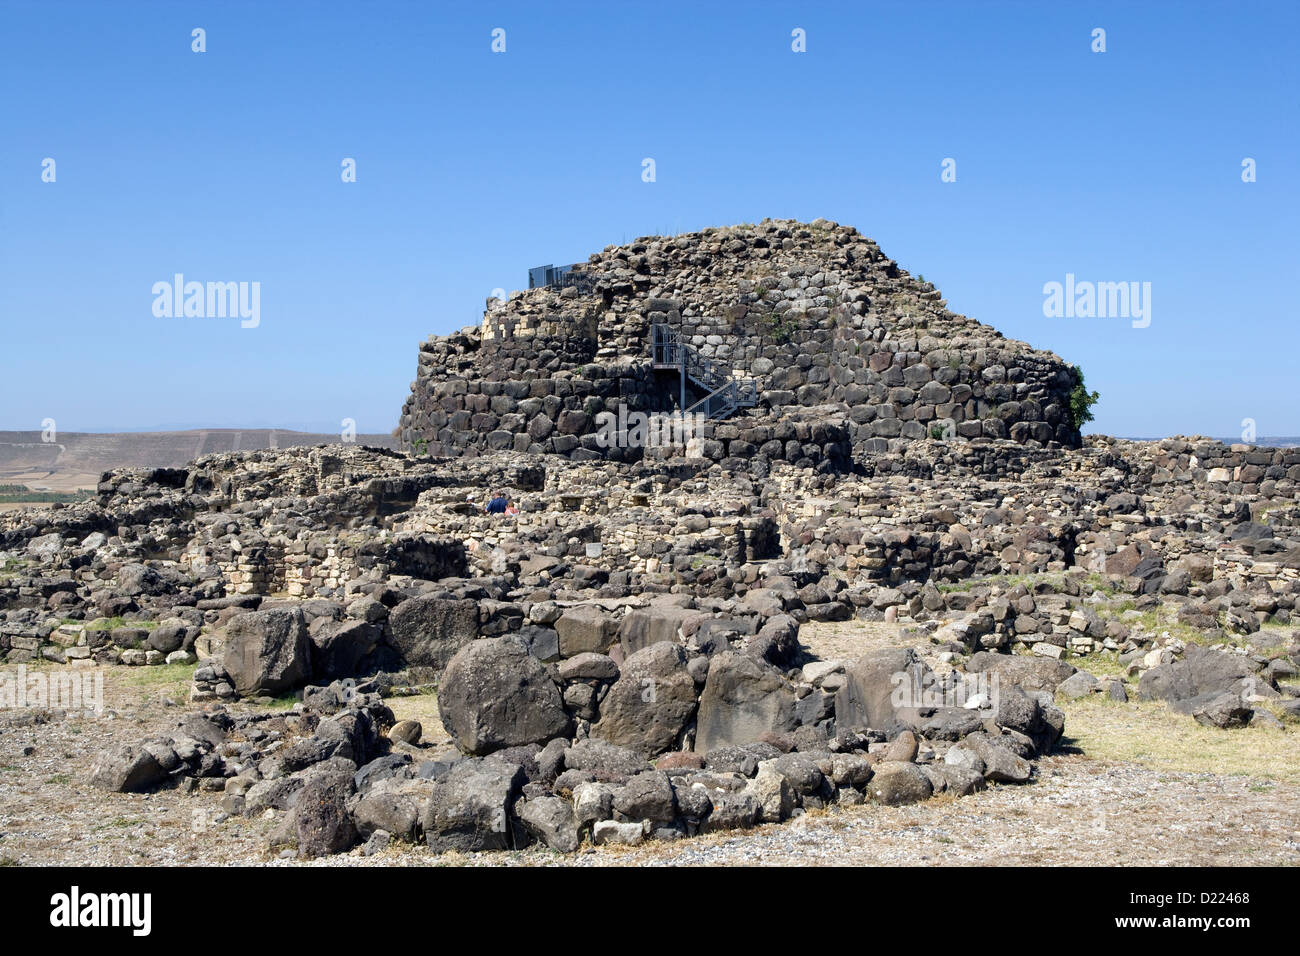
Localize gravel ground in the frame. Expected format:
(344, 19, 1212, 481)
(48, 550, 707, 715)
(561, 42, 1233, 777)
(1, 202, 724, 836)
(2, 672, 1297, 867)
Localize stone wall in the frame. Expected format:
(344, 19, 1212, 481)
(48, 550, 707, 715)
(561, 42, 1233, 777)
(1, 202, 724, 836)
(398, 219, 1087, 463)
(181, 531, 467, 601)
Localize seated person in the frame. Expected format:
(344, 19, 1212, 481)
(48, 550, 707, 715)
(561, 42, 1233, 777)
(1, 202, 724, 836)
(484, 492, 509, 515)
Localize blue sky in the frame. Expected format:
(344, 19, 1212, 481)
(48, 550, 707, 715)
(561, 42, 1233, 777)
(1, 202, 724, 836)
(1, 0, 1296, 437)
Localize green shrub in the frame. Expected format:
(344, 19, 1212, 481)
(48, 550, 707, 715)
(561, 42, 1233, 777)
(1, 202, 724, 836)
(764, 313, 799, 345)
(1068, 365, 1100, 431)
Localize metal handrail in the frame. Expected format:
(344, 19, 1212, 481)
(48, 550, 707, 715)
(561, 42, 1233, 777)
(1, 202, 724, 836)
(650, 322, 759, 420)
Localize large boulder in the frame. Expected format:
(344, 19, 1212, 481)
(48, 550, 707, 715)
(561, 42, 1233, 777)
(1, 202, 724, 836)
(554, 605, 620, 657)
(295, 758, 359, 858)
(700, 791, 761, 832)
(438, 638, 571, 755)
(618, 607, 693, 656)
(346, 777, 429, 843)
(592, 642, 698, 757)
(1189, 692, 1254, 729)
(518, 795, 580, 852)
(89, 745, 166, 793)
(834, 647, 932, 737)
(146, 619, 188, 654)
(423, 758, 526, 853)
(222, 607, 311, 696)
(746, 768, 795, 822)
(562, 738, 650, 780)
(117, 562, 169, 596)
(866, 761, 933, 805)
(694, 651, 797, 753)
(751, 613, 801, 667)
(967, 651, 1076, 693)
(612, 770, 678, 825)
(1138, 643, 1262, 704)
(387, 596, 479, 675)
(991, 685, 1046, 742)
(954, 732, 1033, 783)
(310, 619, 382, 682)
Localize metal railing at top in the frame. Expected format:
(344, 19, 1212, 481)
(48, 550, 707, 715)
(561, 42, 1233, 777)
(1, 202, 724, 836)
(529, 263, 597, 294)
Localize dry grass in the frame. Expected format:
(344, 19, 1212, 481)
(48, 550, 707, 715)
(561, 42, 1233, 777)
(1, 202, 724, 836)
(102, 662, 196, 708)
(797, 618, 918, 661)
(1059, 695, 1300, 784)
(385, 691, 453, 746)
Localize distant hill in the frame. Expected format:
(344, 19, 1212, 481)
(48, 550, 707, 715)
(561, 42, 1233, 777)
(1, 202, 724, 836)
(0, 428, 399, 494)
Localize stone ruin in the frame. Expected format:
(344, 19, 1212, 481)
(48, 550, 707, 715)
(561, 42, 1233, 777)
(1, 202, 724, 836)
(1, 219, 1297, 859)
(398, 218, 1085, 467)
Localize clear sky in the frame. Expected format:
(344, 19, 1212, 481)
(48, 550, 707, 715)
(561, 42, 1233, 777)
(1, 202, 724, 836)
(2, 0, 1296, 437)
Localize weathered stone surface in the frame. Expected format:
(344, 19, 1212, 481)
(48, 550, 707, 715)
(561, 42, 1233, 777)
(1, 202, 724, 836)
(592, 819, 645, 846)
(700, 791, 761, 832)
(592, 641, 697, 757)
(563, 738, 649, 779)
(387, 597, 479, 674)
(954, 733, 1033, 783)
(438, 637, 570, 755)
(967, 652, 1077, 693)
(222, 607, 311, 696)
(835, 647, 929, 736)
(1190, 692, 1254, 729)
(694, 652, 797, 753)
(555, 605, 620, 657)
(518, 795, 580, 852)
(866, 761, 933, 805)
(1138, 644, 1258, 705)
(90, 745, 166, 793)
(423, 759, 526, 853)
(388, 720, 421, 745)
(1056, 671, 1100, 699)
(745, 768, 795, 822)
(296, 759, 359, 858)
(619, 607, 692, 655)
(310, 619, 382, 682)
(612, 771, 677, 825)
(557, 652, 619, 682)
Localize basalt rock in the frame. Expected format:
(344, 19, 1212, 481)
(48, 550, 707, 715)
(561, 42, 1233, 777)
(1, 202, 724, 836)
(10, 228, 1298, 864)
(438, 637, 571, 755)
(398, 219, 1085, 464)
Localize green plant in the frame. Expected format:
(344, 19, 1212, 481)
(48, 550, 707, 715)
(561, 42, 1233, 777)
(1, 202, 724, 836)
(764, 312, 799, 345)
(86, 616, 126, 631)
(0, 485, 92, 504)
(1068, 365, 1100, 431)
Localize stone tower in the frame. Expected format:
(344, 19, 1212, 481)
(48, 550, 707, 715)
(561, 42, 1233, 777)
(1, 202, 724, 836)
(398, 218, 1083, 467)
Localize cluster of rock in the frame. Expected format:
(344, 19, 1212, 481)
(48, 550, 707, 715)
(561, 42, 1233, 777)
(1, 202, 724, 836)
(3, 221, 1298, 858)
(398, 219, 1086, 462)
(1135, 640, 1297, 728)
(1, 426, 1292, 857)
(91, 641, 1066, 857)
(0, 428, 1295, 685)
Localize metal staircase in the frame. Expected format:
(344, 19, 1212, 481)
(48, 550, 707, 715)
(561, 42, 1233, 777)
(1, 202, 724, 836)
(650, 324, 758, 420)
